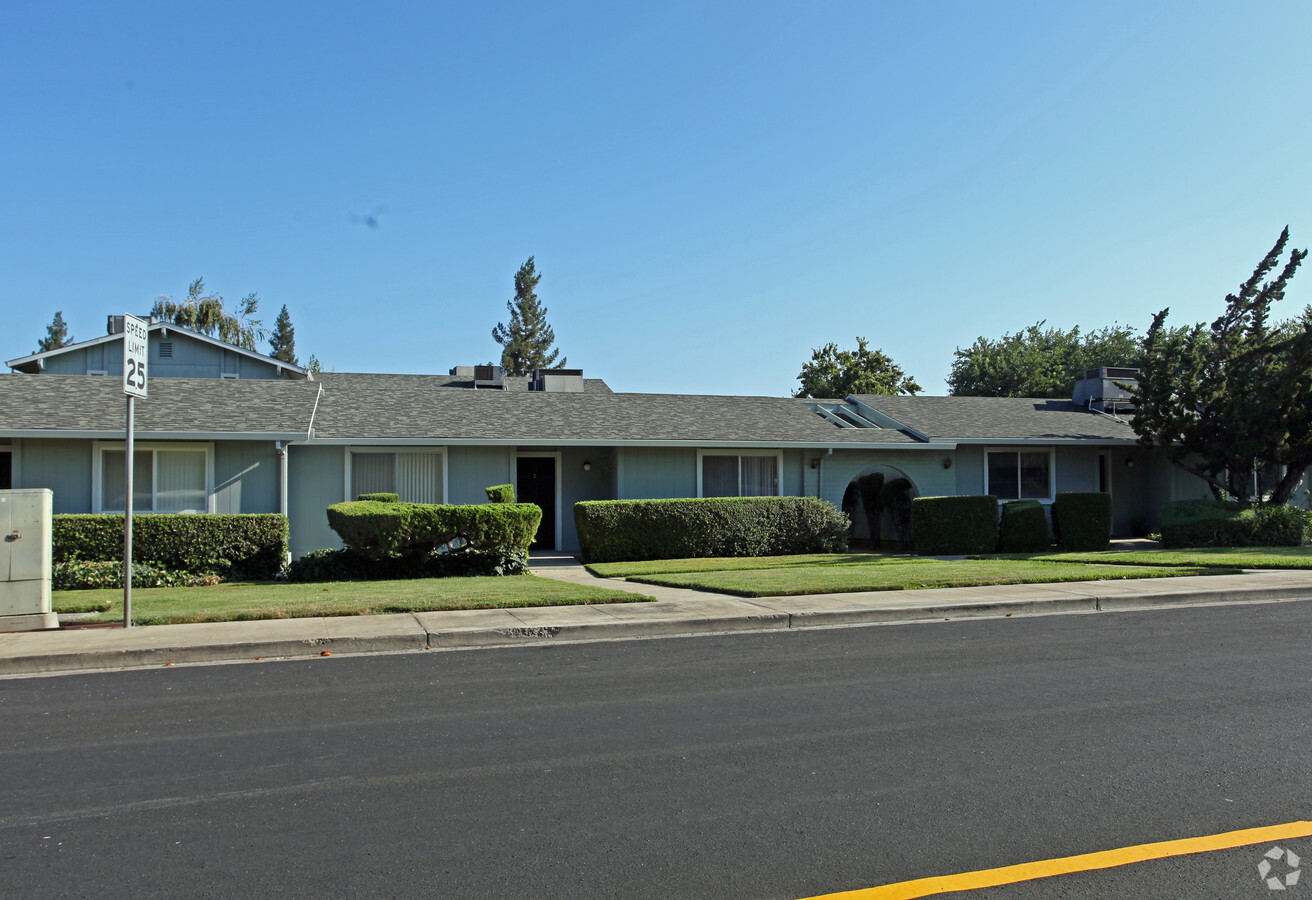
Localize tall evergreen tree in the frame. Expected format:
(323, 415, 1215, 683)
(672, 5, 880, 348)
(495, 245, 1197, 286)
(1131, 228, 1310, 505)
(491, 257, 566, 376)
(36, 311, 73, 353)
(151, 277, 267, 351)
(268, 305, 299, 365)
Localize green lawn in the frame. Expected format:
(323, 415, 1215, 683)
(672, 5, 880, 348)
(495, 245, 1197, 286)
(586, 553, 887, 578)
(979, 547, 1312, 568)
(625, 558, 1237, 598)
(54, 575, 650, 626)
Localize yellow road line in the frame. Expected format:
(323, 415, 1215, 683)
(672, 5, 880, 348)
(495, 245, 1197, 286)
(799, 820, 1312, 900)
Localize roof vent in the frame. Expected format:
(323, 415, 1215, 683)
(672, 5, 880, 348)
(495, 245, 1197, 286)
(107, 315, 125, 335)
(474, 364, 504, 388)
(531, 368, 584, 392)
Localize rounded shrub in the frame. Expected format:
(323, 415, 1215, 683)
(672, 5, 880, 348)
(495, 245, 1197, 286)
(997, 499, 1051, 553)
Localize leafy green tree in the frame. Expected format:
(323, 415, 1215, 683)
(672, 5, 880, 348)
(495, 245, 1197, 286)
(491, 257, 566, 376)
(794, 337, 921, 398)
(35, 311, 73, 353)
(268, 305, 298, 365)
(151, 278, 267, 351)
(1131, 228, 1310, 505)
(948, 322, 1144, 397)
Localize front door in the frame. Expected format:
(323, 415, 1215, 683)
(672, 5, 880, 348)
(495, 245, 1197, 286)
(516, 456, 556, 551)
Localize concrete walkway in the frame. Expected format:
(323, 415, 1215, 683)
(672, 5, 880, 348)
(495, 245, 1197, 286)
(4, 556, 1312, 677)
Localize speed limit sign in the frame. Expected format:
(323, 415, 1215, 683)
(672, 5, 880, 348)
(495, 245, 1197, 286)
(122, 313, 148, 398)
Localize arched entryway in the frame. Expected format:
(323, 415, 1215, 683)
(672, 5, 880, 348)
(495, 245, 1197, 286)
(840, 465, 920, 548)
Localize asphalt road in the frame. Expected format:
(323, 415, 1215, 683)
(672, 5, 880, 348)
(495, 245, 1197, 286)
(3, 601, 1311, 899)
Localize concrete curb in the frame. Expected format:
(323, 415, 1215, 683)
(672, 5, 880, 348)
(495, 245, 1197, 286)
(4, 571, 1312, 677)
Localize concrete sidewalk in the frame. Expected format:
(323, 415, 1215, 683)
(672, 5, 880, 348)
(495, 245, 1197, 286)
(4, 557, 1312, 677)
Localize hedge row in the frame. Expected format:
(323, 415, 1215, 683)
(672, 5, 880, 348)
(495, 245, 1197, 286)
(287, 547, 529, 582)
(53, 514, 288, 580)
(54, 560, 222, 591)
(910, 495, 999, 555)
(326, 500, 541, 558)
(1052, 492, 1112, 551)
(574, 496, 850, 563)
(912, 492, 1113, 554)
(1160, 499, 1306, 548)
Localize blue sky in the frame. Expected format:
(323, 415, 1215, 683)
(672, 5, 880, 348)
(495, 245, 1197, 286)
(3, 1, 1310, 395)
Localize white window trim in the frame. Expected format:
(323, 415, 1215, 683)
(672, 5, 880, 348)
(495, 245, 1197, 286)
(91, 441, 216, 514)
(343, 446, 449, 503)
(696, 449, 784, 498)
(984, 447, 1056, 503)
(514, 451, 562, 552)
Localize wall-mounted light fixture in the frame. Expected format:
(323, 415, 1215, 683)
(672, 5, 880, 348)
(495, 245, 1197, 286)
(942, 457, 953, 469)
(1126, 457, 1136, 469)
(810, 458, 820, 470)
(582, 460, 592, 472)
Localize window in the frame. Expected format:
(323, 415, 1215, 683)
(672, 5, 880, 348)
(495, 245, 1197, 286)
(986, 450, 1053, 501)
(95, 444, 211, 513)
(699, 453, 780, 497)
(348, 450, 444, 503)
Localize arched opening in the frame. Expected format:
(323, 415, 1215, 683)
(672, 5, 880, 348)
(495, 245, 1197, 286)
(841, 465, 920, 549)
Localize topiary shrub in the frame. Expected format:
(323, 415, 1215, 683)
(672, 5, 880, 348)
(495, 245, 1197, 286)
(997, 499, 1051, 553)
(485, 484, 515, 503)
(356, 492, 399, 503)
(326, 500, 541, 559)
(53, 514, 288, 580)
(1052, 492, 1112, 551)
(880, 477, 916, 545)
(1160, 499, 1305, 547)
(911, 495, 999, 555)
(574, 496, 850, 563)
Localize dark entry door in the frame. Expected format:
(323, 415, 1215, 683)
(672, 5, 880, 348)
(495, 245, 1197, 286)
(516, 456, 556, 551)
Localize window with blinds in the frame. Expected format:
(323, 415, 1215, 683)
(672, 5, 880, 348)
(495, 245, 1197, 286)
(700, 454, 779, 498)
(100, 447, 208, 512)
(350, 451, 443, 503)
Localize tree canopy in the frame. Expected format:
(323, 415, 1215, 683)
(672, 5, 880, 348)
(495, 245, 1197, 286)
(491, 257, 566, 376)
(948, 322, 1144, 397)
(35, 311, 73, 353)
(268, 304, 298, 365)
(150, 278, 267, 351)
(1131, 228, 1310, 505)
(794, 337, 921, 398)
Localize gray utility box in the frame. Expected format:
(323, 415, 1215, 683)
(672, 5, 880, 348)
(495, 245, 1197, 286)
(0, 489, 58, 631)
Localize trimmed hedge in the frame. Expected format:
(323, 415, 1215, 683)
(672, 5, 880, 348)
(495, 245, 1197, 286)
(54, 560, 222, 591)
(998, 500, 1050, 553)
(326, 500, 541, 559)
(357, 492, 399, 503)
(485, 484, 515, 503)
(287, 547, 529, 582)
(1160, 499, 1306, 548)
(911, 495, 999, 555)
(1053, 492, 1112, 551)
(53, 514, 288, 580)
(574, 497, 850, 563)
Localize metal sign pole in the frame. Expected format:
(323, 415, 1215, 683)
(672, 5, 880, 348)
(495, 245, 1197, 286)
(124, 394, 134, 628)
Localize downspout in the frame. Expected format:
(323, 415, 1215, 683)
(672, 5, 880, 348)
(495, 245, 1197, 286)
(818, 447, 834, 500)
(276, 441, 290, 567)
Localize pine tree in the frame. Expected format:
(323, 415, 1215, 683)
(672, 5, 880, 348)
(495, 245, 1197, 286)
(36, 311, 73, 353)
(268, 305, 298, 365)
(491, 257, 566, 376)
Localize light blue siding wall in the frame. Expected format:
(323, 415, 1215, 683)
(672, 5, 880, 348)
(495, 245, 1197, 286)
(15, 439, 91, 513)
(954, 446, 984, 495)
(819, 450, 954, 510)
(447, 446, 513, 504)
(38, 333, 284, 379)
(288, 444, 346, 557)
(213, 442, 281, 514)
(561, 447, 616, 552)
(782, 449, 805, 497)
(618, 448, 697, 499)
(1055, 446, 1101, 493)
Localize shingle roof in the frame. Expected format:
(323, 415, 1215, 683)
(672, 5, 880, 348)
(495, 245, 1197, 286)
(854, 394, 1137, 441)
(310, 373, 921, 444)
(0, 374, 321, 437)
